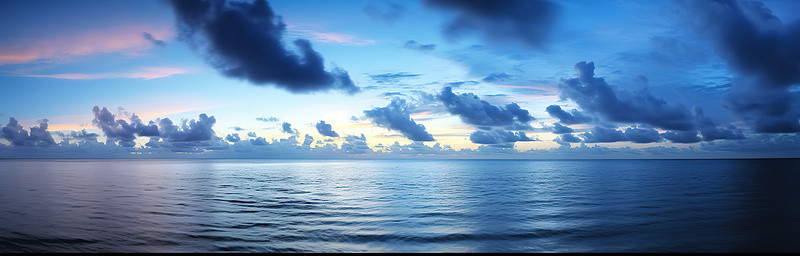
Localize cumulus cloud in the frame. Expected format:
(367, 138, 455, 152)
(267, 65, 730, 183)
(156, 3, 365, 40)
(469, 128, 533, 148)
(168, 0, 359, 94)
(315, 121, 339, 137)
(92, 106, 221, 150)
(92, 106, 158, 147)
(226, 133, 241, 142)
(364, 98, 435, 141)
(560, 62, 696, 131)
(403, 40, 436, 53)
(256, 116, 279, 122)
(682, 0, 800, 133)
(438, 86, 534, 128)
(580, 126, 662, 144)
(551, 122, 573, 134)
(424, 0, 559, 48)
(281, 122, 297, 134)
(247, 131, 258, 137)
(341, 134, 371, 154)
(302, 134, 314, 147)
(662, 130, 702, 144)
(2, 118, 56, 146)
(554, 133, 582, 145)
(546, 105, 592, 125)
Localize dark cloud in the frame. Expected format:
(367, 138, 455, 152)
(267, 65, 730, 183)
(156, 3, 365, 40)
(225, 133, 241, 142)
(623, 126, 662, 143)
(315, 121, 339, 137)
(142, 32, 166, 47)
(281, 122, 296, 134)
(168, 0, 359, 94)
(403, 40, 435, 53)
(683, 0, 800, 133)
(482, 72, 513, 82)
(580, 126, 661, 144)
(64, 130, 100, 143)
(369, 72, 421, 84)
(694, 107, 745, 141)
(363, 0, 405, 23)
(364, 98, 435, 141)
(424, 0, 559, 48)
(662, 130, 702, 144)
(555, 133, 582, 145)
(2, 118, 56, 146)
(469, 128, 533, 147)
(551, 122, 573, 134)
(559, 61, 696, 131)
(93, 106, 220, 150)
(438, 86, 534, 128)
(545, 105, 592, 125)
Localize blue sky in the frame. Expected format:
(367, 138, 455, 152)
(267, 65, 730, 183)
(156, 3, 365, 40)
(1, 0, 800, 158)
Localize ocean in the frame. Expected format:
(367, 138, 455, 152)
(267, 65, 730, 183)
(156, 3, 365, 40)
(0, 159, 798, 252)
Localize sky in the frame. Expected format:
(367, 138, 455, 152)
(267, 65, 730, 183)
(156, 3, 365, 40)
(1, 0, 800, 159)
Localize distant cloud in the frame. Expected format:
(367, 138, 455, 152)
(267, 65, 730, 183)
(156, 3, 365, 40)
(256, 116, 279, 122)
(469, 128, 533, 148)
(403, 40, 435, 53)
(363, 0, 405, 24)
(482, 73, 513, 83)
(315, 121, 339, 137)
(1, 118, 56, 146)
(551, 123, 573, 134)
(662, 130, 701, 144)
(225, 133, 241, 142)
(438, 86, 534, 128)
(364, 98, 435, 141)
(247, 131, 258, 138)
(92, 105, 221, 150)
(168, 0, 359, 94)
(369, 72, 421, 84)
(424, 0, 559, 48)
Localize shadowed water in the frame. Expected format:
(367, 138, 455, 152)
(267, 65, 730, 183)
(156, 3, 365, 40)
(0, 159, 798, 252)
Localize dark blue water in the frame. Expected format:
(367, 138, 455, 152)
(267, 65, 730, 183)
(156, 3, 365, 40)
(0, 159, 798, 252)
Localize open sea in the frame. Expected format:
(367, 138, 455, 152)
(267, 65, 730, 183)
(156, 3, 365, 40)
(0, 158, 798, 252)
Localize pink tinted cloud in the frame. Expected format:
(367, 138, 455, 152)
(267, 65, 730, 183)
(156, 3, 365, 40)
(0, 25, 172, 65)
(22, 67, 189, 80)
(308, 31, 376, 46)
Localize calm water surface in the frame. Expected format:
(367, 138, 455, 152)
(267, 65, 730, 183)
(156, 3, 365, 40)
(0, 159, 798, 252)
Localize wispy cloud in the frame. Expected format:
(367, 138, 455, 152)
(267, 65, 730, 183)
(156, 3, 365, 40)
(0, 25, 172, 65)
(18, 67, 189, 80)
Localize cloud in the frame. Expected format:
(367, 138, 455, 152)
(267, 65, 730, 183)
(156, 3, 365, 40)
(555, 133, 582, 145)
(142, 32, 167, 47)
(682, 0, 800, 133)
(482, 72, 513, 82)
(168, 0, 359, 94)
(232, 126, 245, 131)
(92, 106, 158, 147)
(545, 105, 592, 125)
(281, 122, 297, 134)
(341, 134, 371, 154)
(302, 134, 314, 147)
(92, 105, 221, 150)
(256, 116, 279, 122)
(438, 86, 534, 128)
(469, 128, 533, 147)
(580, 126, 662, 144)
(369, 72, 421, 84)
(363, 0, 405, 23)
(21, 67, 187, 80)
(661, 130, 702, 144)
(2, 118, 56, 146)
(560, 61, 696, 131)
(315, 121, 339, 137)
(364, 98, 435, 141)
(56, 129, 100, 143)
(424, 0, 559, 48)
(694, 107, 745, 141)
(403, 40, 435, 53)
(225, 133, 241, 142)
(551, 122, 573, 134)
(247, 131, 258, 137)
